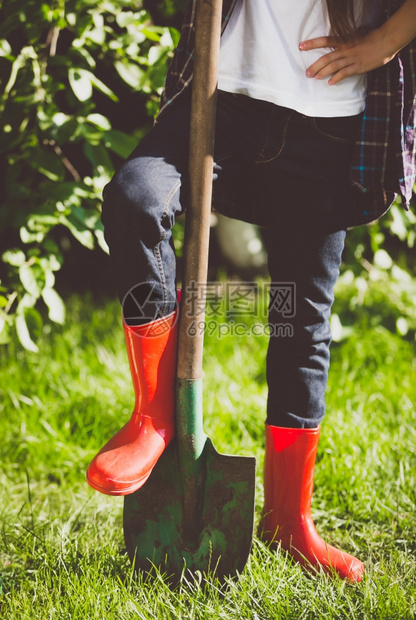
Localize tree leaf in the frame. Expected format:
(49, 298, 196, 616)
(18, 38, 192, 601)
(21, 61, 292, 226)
(86, 113, 111, 130)
(16, 295, 40, 353)
(29, 147, 65, 181)
(84, 142, 113, 173)
(42, 287, 65, 324)
(0, 311, 11, 344)
(20, 226, 45, 244)
(89, 72, 118, 102)
(19, 263, 41, 298)
(68, 67, 93, 102)
(2, 249, 26, 267)
(114, 61, 145, 88)
(103, 129, 138, 158)
(95, 228, 109, 254)
(69, 68, 118, 102)
(58, 215, 95, 249)
(0, 39, 12, 57)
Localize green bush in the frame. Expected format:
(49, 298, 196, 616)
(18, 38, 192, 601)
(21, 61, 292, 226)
(337, 203, 416, 342)
(0, 0, 179, 350)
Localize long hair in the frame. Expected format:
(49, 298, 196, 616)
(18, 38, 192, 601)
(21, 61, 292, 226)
(326, 0, 358, 40)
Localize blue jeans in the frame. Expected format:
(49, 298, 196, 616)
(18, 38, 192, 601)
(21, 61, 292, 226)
(102, 90, 361, 428)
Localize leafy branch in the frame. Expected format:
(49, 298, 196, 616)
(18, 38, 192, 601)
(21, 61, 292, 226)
(0, 0, 178, 350)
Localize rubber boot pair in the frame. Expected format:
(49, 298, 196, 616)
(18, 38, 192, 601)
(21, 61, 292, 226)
(261, 424, 365, 582)
(86, 308, 178, 496)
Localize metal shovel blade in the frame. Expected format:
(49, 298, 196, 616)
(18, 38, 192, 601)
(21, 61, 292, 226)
(123, 378, 256, 584)
(123, 439, 256, 583)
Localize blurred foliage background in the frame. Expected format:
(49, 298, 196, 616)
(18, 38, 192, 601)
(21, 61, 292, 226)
(0, 0, 415, 351)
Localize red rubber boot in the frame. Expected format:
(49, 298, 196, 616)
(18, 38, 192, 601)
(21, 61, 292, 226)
(86, 309, 178, 495)
(261, 424, 365, 582)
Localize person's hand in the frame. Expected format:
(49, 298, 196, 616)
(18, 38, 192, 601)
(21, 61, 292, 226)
(299, 29, 397, 85)
(300, 0, 416, 84)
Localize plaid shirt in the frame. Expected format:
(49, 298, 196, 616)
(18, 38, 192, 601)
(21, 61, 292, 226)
(158, 0, 416, 227)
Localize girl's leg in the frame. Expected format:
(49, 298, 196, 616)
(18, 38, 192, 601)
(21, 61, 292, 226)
(266, 224, 345, 428)
(258, 109, 362, 428)
(87, 96, 192, 494)
(258, 110, 364, 580)
(101, 92, 192, 325)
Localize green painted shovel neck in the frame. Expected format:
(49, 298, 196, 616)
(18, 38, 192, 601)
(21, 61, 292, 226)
(176, 377, 207, 462)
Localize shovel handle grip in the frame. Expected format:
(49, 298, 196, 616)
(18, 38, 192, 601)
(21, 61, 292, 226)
(177, 0, 223, 381)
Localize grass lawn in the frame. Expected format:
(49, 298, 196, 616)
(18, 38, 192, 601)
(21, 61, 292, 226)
(0, 294, 415, 619)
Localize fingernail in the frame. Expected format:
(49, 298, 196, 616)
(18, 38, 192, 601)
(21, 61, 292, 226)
(306, 70, 311, 78)
(299, 42, 306, 50)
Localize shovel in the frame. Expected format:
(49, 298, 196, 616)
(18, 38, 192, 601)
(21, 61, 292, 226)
(123, 0, 256, 583)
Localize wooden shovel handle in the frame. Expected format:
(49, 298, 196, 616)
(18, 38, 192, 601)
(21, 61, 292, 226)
(177, 0, 223, 381)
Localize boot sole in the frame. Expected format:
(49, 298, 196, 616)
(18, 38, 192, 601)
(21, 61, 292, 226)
(86, 469, 152, 496)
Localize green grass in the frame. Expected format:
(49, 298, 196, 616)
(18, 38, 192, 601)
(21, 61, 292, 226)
(0, 295, 415, 619)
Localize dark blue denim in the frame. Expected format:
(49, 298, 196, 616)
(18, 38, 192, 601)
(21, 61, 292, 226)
(102, 90, 361, 428)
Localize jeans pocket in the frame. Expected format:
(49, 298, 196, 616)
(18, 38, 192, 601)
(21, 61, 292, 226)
(311, 114, 362, 144)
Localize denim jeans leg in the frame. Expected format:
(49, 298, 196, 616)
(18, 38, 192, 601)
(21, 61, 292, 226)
(101, 95, 192, 324)
(266, 226, 346, 428)
(258, 111, 358, 428)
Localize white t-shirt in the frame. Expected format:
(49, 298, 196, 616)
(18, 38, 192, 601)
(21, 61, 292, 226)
(218, 0, 378, 117)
